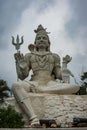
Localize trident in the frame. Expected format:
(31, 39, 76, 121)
(12, 35, 24, 53)
(12, 35, 24, 81)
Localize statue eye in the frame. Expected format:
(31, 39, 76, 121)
(37, 37, 41, 40)
(43, 37, 47, 40)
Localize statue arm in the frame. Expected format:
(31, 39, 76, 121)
(14, 52, 31, 80)
(53, 53, 62, 80)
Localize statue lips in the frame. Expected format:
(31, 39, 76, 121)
(38, 41, 49, 49)
(38, 42, 46, 49)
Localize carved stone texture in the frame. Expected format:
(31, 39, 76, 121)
(5, 95, 87, 128)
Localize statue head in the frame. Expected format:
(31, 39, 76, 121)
(63, 55, 72, 64)
(34, 25, 51, 51)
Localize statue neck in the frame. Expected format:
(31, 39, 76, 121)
(38, 47, 46, 52)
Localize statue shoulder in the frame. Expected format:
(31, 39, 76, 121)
(24, 53, 33, 62)
(52, 53, 60, 61)
(25, 53, 32, 58)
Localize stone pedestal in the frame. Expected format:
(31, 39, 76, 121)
(4, 94, 87, 126)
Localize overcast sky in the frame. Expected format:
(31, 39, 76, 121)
(0, 0, 87, 87)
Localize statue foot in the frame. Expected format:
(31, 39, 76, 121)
(31, 123, 41, 128)
(30, 117, 41, 128)
(50, 123, 57, 128)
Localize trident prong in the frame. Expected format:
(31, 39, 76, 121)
(12, 35, 24, 52)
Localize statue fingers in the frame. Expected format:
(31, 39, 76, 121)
(20, 53, 24, 59)
(14, 52, 24, 61)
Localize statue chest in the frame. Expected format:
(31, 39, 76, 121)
(30, 54, 54, 71)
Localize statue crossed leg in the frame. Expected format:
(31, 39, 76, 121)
(12, 81, 40, 126)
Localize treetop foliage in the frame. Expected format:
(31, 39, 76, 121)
(0, 105, 25, 128)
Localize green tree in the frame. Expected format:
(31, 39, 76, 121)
(0, 79, 10, 101)
(79, 72, 87, 95)
(0, 105, 25, 128)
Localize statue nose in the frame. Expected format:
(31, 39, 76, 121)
(40, 38, 44, 42)
(41, 38, 43, 40)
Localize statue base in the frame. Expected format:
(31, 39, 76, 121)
(4, 94, 87, 127)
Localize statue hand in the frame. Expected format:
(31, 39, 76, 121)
(14, 51, 28, 70)
(14, 51, 24, 62)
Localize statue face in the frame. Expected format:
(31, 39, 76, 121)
(35, 34, 49, 50)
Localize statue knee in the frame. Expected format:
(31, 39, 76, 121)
(12, 82, 21, 92)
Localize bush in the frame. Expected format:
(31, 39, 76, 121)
(0, 105, 25, 128)
(79, 87, 87, 95)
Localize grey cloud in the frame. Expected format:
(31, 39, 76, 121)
(65, 0, 87, 39)
(70, 53, 87, 82)
(34, 0, 56, 13)
(73, 53, 87, 65)
(70, 0, 87, 26)
(0, 0, 32, 49)
(0, 0, 56, 49)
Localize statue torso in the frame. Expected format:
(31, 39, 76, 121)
(29, 52, 55, 81)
